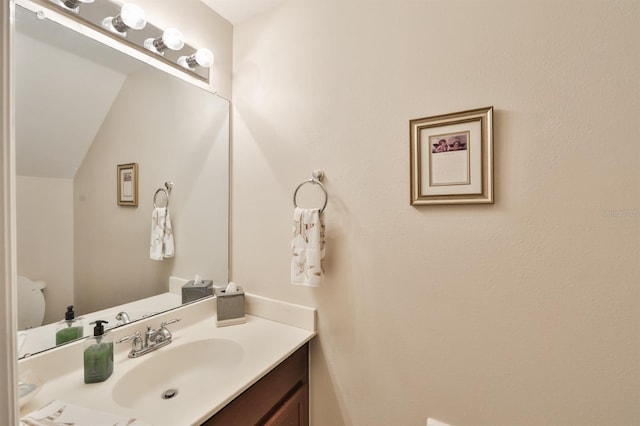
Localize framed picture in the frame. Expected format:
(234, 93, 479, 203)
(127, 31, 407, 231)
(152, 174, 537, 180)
(410, 106, 493, 205)
(117, 163, 138, 207)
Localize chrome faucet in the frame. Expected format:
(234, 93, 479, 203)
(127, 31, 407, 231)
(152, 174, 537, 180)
(117, 319, 180, 358)
(144, 325, 158, 348)
(115, 311, 131, 325)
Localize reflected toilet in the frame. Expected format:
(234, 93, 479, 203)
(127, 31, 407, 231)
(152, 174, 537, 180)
(17, 275, 46, 330)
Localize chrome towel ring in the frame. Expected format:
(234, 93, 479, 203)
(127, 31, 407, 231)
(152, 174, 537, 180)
(153, 182, 173, 209)
(293, 170, 328, 213)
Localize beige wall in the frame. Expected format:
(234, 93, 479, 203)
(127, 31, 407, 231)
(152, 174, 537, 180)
(16, 176, 73, 324)
(232, 1, 640, 425)
(74, 67, 229, 314)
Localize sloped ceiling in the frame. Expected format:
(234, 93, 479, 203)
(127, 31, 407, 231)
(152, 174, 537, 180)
(15, 7, 142, 179)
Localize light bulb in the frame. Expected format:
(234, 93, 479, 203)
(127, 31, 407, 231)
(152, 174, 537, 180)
(59, 0, 94, 11)
(102, 3, 146, 35)
(160, 28, 184, 50)
(178, 48, 214, 70)
(119, 4, 146, 30)
(144, 28, 184, 55)
(194, 48, 214, 67)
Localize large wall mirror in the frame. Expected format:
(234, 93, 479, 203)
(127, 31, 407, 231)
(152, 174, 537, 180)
(15, 3, 229, 358)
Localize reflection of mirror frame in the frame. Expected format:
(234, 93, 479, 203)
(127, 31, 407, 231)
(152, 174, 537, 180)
(117, 163, 138, 207)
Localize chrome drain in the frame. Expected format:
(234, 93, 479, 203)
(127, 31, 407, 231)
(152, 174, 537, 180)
(162, 388, 178, 400)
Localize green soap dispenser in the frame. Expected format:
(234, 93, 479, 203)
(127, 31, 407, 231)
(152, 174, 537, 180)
(83, 320, 113, 384)
(55, 305, 84, 345)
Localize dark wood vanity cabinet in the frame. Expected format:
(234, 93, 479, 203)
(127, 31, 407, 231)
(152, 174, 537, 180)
(202, 343, 309, 426)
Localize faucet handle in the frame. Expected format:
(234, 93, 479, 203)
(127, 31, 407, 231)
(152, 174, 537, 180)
(117, 331, 143, 352)
(157, 319, 181, 342)
(161, 318, 181, 328)
(117, 331, 140, 343)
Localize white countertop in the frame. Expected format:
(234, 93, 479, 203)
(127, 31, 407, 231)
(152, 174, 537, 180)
(18, 295, 316, 426)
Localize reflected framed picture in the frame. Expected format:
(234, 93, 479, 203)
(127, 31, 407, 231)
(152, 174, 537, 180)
(117, 163, 138, 207)
(410, 106, 493, 205)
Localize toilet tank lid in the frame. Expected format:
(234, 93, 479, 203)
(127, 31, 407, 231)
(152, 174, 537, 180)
(18, 276, 46, 290)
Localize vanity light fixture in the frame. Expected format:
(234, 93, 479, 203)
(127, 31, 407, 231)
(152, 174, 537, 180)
(178, 48, 214, 70)
(101, 3, 146, 35)
(144, 28, 184, 55)
(45, 0, 213, 81)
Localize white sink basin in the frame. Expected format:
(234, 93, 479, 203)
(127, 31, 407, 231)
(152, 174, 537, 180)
(112, 338, 243, 412)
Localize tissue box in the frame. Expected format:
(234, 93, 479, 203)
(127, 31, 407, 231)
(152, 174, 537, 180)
(215, 286, 246, 326)
(181, 280, 214, 304)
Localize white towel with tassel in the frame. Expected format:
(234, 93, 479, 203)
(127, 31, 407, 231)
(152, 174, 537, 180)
(291, 207, 325, 286)
(150, 207, 174, 260)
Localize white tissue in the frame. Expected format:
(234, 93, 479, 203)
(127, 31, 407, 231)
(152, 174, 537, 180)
(193, 274, 202, 286)
(225, 281, 237, 292)
(427, 418, 451, 426)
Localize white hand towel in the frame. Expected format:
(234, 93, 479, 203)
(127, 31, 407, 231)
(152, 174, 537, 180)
(150, 207, 175, 260)
(163, 209, 175, 258)
(291, 207, 325, 286)
(20, 399, 151, 425)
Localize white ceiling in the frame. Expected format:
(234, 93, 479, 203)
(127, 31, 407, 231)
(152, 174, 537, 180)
(200, 0, 284, 24)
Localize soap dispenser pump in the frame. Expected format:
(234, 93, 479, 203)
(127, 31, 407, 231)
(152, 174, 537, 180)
(83, 320, 113, 384)
(55, 305, 84, 345)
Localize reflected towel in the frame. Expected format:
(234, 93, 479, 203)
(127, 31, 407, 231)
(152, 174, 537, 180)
(291, 207, 325, 286)
(20, 400, 151, 425)
(150, 207, 175, 261)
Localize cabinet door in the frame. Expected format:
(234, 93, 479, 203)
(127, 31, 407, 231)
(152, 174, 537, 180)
(263, 383, 309, 426)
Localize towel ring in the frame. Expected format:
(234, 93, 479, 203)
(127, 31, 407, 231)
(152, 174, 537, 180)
(153, 182, 173, 209)
(293, 170, 328, 213)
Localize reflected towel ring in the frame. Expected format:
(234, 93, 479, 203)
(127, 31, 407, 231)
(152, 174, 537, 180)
(153, 182, 173, 209)
(293, 170, 328, 213)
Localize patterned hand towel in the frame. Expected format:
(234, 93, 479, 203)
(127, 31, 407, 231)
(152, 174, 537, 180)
(291, 207, 325, 286)
(150, 207, 174, 260)
(20, 400, 151, 425)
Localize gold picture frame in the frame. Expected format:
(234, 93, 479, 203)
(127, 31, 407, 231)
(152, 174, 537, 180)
(410, 106, 493, 205)
(117, 163, 138, 207)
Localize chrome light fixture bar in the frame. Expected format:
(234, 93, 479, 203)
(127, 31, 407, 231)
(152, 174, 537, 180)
(46, 0, 212, 82)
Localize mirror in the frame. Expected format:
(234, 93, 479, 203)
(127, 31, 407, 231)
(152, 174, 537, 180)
(15, 4, 229, 358)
